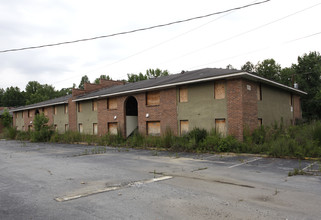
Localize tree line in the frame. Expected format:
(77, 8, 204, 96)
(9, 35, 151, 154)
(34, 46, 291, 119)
(0, 52, 320, 120)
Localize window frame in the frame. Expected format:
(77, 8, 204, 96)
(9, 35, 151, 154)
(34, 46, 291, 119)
(146, 91, 160, 106)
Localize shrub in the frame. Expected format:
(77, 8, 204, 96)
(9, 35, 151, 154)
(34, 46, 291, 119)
(3, 127, 18, 139)
(188, 128, 207, 145)
(30, 113, 53, 142)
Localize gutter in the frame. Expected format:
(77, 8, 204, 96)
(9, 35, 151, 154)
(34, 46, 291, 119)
(73, 72, 306, 102)
(10, 100, 69, 112)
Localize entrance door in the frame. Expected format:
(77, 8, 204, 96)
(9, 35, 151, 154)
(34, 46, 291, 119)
(125, 96, 138, 137)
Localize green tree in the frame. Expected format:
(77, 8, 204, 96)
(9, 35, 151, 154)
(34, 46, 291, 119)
(241, 61, 255, 72)
(255, 59, 281, 82)
(279, 67, 295, 87)
(226, 64, 236, 70)
(31, 113, 53, 142)
(2, 86, 25, 107)
(127, 72, 148, 82)
(25, 81, 58, 105)
(1, 109, 12, 128)
(78, 75, 90, 89)
(94, 75, 112, 84)
(0, 88, 4, 106)
(146, 68, 169, 78)
(127, 69, 169, 82)
(293, 51, 321, 119)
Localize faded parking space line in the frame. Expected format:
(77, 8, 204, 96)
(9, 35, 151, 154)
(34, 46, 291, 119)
(55, 176, 173, 202)
(302, 161, 317, 171)
(228, 158, 262, 168)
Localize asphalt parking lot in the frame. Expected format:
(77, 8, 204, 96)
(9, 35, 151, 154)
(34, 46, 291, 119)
(0, 140, 321, 219)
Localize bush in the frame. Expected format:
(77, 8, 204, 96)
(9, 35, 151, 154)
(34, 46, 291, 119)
(30, 113, 53, 142)
(3, 127, 18, 139)
(188, 128, 207, 145)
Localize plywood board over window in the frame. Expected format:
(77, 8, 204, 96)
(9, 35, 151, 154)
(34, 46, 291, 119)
(147, 121, 160, 136)
(92, 100, 97, 111)
(93, 123, 98, 135)
(79, 123, 83, 133)
(108, 122, 118, 135)
(258, 118, 263, 127)
(64, 105, 68, 114)
(180, 120, 189, 135)
(214, 81, 225, 99)
(107, 98, 117, 109)
(179, 87, 188, 102)
(215, 119, 226, 136)
(146, 91, 160, 106)
(257, 84, 262, 101)
(78, 103, 82, 112)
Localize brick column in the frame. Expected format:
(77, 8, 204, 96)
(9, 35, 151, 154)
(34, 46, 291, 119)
(227, 79, 258, 141)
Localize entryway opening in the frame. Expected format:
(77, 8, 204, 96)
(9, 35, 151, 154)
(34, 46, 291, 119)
(125, 96, 138, 137)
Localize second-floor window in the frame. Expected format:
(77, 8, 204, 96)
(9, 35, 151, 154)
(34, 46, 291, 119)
(146, 91, 160, 106)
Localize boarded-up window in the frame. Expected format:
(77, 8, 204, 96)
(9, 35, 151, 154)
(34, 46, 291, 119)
(79, 123, 83, 133)
(107, 98, 117, 109)
(108, 122, 118, 135)
(258, 118, 263, 127)
(93, 123, 98, 135)
(44, 108, 48, 116)
(289, 94, 293, 106)
(179, 87, 188, 102)
(146, 91, 160, 106)
(147, 121, 160, 136)
(257, 84, 262, 101)
(180, 120, 189, 136)
(215, 119, 226, 136)
(21, 112, 24, 118)
(78, 103, 82, 112)
(54, 124, 58, 131)
(214, 81, 225, 99)
(64, 105, 68, 114)
(28, 125, 33, 131)
(65, 124, 69, 132)
(92, 100, 97, 111)
(53, 106, 57, 115)
(28, 110, 33, 118)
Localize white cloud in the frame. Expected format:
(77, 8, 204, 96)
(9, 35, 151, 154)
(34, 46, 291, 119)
(0, 0, 321, 90)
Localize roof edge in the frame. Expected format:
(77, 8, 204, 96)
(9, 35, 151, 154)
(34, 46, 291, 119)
(11, 100, 69, 112)
(73, 72, 306, 102)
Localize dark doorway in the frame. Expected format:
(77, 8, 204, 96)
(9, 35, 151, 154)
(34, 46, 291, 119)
(125, 96, 138, 137)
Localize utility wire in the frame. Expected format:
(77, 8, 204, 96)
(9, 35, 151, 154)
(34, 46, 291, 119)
(158, 2, 321, 66)
(188, 31, 321, 70)
(0, 0, 270, 53)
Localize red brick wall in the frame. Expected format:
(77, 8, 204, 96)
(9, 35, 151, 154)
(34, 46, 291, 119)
(227, 79, 258, 141)
(242, 80, 258, 133)
(97, 88, 177, 137)
(293, 95, 302, 123)
(97, 96, 126, 136)
(227, 79, 243, 140)
(68, 98, 77, 131)
(137, 88, 177, 136)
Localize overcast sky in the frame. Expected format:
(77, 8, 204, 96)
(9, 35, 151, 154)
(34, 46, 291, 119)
(0, 0, 320, 90)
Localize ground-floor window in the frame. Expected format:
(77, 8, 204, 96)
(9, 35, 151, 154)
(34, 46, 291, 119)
(79, 123, 83, 133)
(258, 118, 263, 126)
(147, 121, 160, 136)
(93, 123, 98, 135)
(215, 119, 226, 136)
(65, 124, 69, 132)
(28, 125, 33, 131)
(54, 124, 58, 132)
(108, 122, 118, 135)
(180, 120, 189, 136)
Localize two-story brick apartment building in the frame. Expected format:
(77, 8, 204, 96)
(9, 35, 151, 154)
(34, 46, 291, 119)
(12, 68, 306, 140)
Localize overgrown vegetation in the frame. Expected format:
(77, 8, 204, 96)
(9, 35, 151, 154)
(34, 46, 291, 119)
(2, 119, 321, 159)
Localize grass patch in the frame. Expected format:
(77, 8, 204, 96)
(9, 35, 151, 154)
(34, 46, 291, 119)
(2, 120, 321, 159)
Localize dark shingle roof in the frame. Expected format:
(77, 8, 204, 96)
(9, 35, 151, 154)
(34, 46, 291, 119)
(75, 68, 243, 101)
(11, 94, 71, 112)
